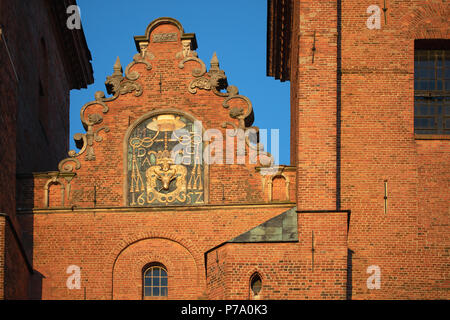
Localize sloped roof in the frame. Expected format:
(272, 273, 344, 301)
(228, 206, 298, 243)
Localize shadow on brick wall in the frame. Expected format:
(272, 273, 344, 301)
(346, 249, 354, 300)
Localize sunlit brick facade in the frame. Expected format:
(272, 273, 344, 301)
(1, 0, 449, 300)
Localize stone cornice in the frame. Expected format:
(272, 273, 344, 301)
(17, 172, 77, 179)
(17, 202, 296, 215)
(267, 0, 292, 82)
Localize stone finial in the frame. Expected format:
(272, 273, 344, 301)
(112, 56, 123, 76)
(105, 56, 124, 95)
(210, 52, 220, 71)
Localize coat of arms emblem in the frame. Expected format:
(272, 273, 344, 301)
(127, 114, 204, 206)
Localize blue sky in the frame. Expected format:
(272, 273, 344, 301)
(70, 0, 291, 165)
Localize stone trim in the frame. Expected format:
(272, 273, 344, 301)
(134, 17, 197, 53)
(57, 54, 151, 175)
(17, 202, 296, 215)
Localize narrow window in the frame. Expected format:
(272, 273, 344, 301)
(143, 263, 168, 299)
(414, 39, 450, 135)
(250, 273, 262, 299)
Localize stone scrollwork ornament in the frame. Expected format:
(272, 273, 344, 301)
(183, 52, 274, 170)
(58, 55, 150, 173)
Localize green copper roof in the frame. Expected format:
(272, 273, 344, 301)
(228, 207, 298, 243)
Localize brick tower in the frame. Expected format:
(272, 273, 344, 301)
(0, 0, 93, 299)
(268, 0, 449, 299)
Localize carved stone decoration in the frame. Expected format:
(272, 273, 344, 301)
(208, 52, 228, 90)
(186, 52, 228, 94)
(178, 56, 207, 78)
(127, 114, 205, 206)
(44, 174, 66, 208)
(223, 94, 254, 128)
(176, 39, 198, 59)
(181, 52, 275, 170)
(153, 33, 178, 43)
(139, 42, 155, 60)
(266, 173, 290, 202)
(134, 17, 198, 59)
(58, 157, 81, 173)
(58, 55, 149, 174)
(125, 53, 152, 82)
(118, 80, 144, 97)
(188, 77, 212, 94)
(75, 92, 110, 161)
(105, 56, 124, 95)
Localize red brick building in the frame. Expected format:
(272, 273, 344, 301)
(1, 0, 449, 300)
(266, 0, 449, 299)
(0, 0, 93, 299)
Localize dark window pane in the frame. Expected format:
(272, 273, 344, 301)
(416, 129, 437, 134)
(419, 105, 434, 115)
(445, 106, 450, 115)
(436, 56, 443, 67)
(414, 117, 434, 129)
(251, 274, 262, 296)
(445, 118, 450, 128)
(428, 80, 435, 90)
(143, 265, 167, 298)
(418, 80, 428, 90)
(421, 60, 434, 68)
(417, 68, 428, 79)
(161, 287, 168, 296)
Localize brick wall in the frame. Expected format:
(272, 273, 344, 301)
(18, 205, 293, 299)
(295, 0, 339, 211)
(0, 0, 18, 233)
(341, 0, 449, 299)
(0, 0, 92, 299)
(0, 218, 4, 299)
(416, 140, 450, 297)
(15, 1, 449, 299)
(4, 222, 31, 299)
(206, 211, 348, 300)
(287, 0, 449, 299)
(21, 20, 289, 210)
(206, 245, 228, 299)
(0, 0, 73, 175)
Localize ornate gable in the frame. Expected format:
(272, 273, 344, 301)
(35, 17, 281, 209)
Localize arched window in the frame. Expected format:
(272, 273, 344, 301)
(143, 263, 168, 298)
(250, 273, 262, 299)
